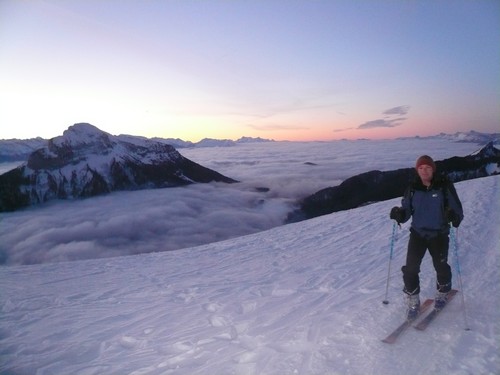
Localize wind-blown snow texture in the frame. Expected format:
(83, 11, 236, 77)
(1, 175, 499, 375)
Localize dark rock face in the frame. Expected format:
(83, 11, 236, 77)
(0, 123, 237, 212)
(288, 142, 500, 222)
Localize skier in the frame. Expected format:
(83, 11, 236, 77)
(389, 155, 463, 320)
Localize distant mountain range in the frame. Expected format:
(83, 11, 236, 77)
(2, 129, 498, 164)
(396, 130, 499, 144)
(0, 123, 237, 212)
(0, 129, 274, 163)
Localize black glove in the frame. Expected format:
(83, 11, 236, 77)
(445, 208, 461, 228)
(390, 207, 405, 223)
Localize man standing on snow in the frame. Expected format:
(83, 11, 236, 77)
(389, 155, 464, 320)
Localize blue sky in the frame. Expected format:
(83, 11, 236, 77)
(0, 0, 498, 141)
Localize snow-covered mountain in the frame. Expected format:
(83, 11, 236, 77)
(0, 123, 237, 212)
(437, 130, 500, 144)
(0, 129, 274, 163)
(1, 175, 498, 374)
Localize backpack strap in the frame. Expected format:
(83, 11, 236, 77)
(403, 185, 415, 214)
(441, 177, 449, 209)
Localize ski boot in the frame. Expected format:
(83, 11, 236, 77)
(406, 294, 420, 321)
(434, 291, 449, 310)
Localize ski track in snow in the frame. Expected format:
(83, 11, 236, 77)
(1, 176, 499, 375)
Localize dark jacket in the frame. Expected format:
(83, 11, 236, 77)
(399, 176, 463, 238)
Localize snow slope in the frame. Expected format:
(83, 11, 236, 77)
(1, 175, 499, 375)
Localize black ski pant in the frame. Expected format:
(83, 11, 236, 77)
(402, 230, 452, 296)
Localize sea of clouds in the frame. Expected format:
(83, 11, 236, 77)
(0, 138, 483, 265)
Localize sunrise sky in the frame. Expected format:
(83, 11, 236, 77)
(0, 0, 498, 142)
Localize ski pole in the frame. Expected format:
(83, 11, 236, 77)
(450, 226, 471, 330)
(383, 221, 397, 305)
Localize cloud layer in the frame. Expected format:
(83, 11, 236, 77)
(0, 139, 480, 265)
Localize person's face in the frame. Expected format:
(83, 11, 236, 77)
(417, 164, 434, 184)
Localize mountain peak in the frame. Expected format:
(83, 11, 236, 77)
(67, 122, 104, 134)
(52, 123, 113, 150)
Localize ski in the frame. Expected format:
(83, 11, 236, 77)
(414, 289, 459, 331)
(381, 298, 434, 344)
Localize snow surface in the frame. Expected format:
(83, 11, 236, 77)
(1, 173, 499, 374)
